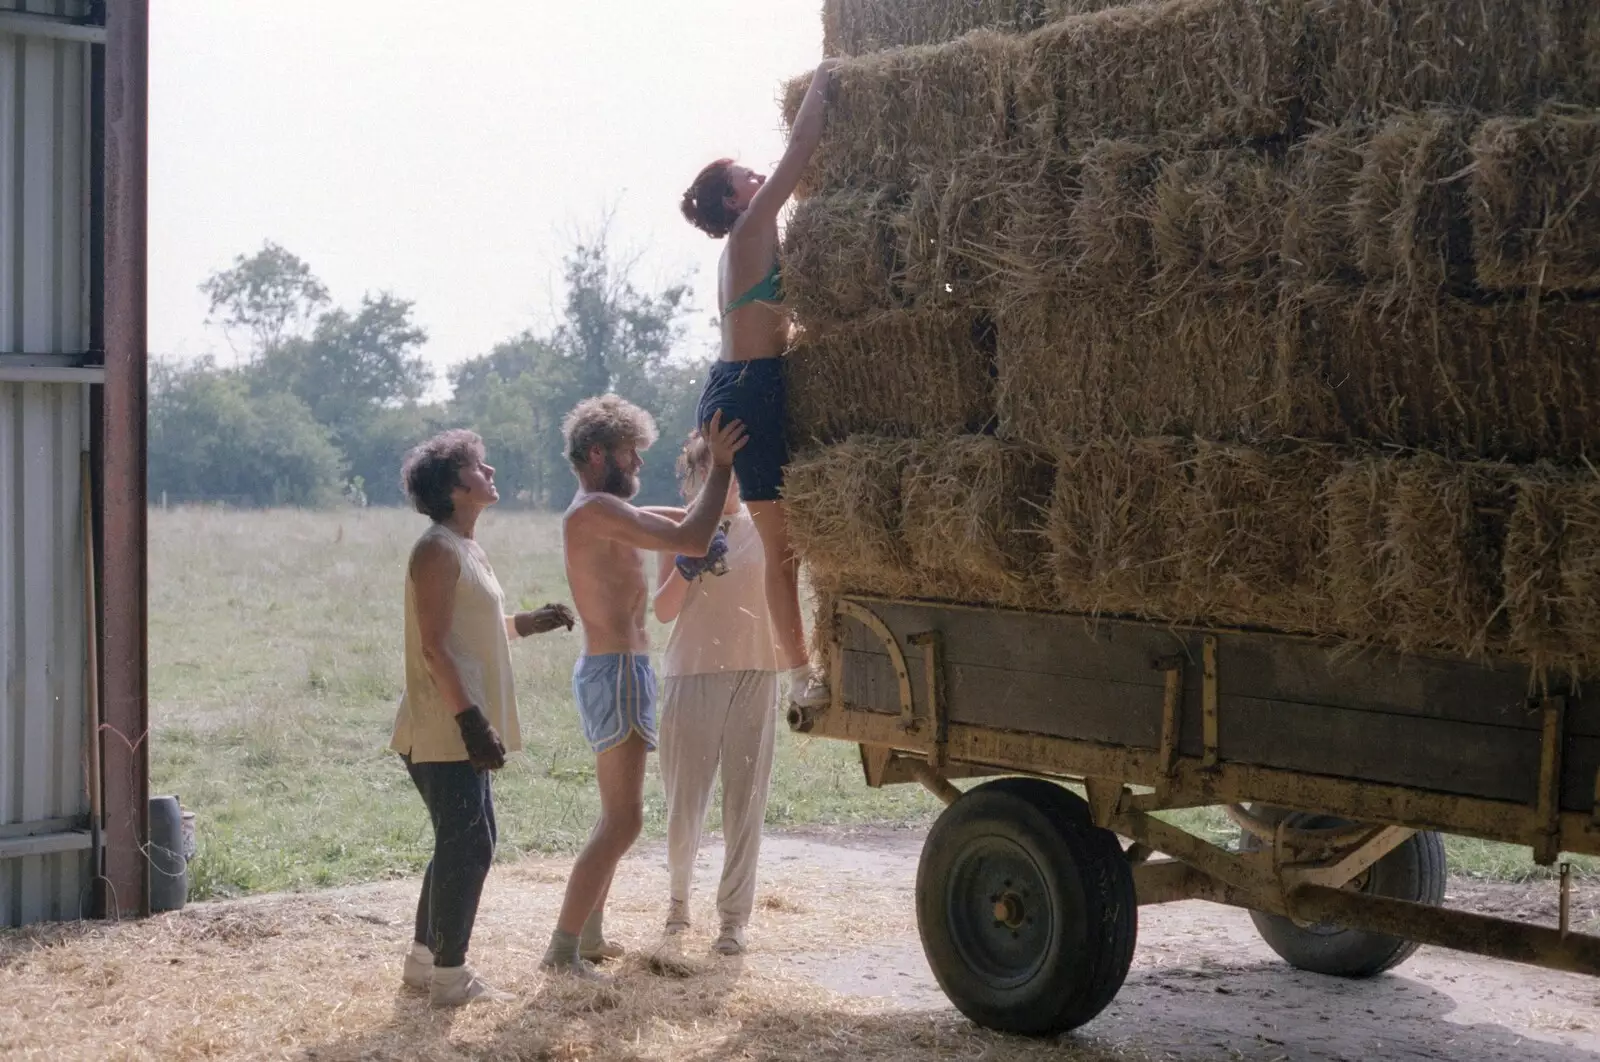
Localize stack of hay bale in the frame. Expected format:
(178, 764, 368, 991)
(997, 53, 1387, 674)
(778, 0, 1600, 678)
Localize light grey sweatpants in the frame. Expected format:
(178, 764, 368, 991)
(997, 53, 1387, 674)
(657, 669, 778, 930)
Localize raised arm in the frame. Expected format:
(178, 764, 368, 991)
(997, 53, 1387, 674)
(739, 58, 840, 229)
(571, 466, 731, 553)
(568, 412, 746, 554)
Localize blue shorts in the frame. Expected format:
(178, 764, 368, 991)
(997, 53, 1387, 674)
(696, 358, 788, 503)
(572, 653, 658, 755)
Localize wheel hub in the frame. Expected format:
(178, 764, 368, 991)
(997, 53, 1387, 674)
(946, 839, 1054, 989)
(992, 891, 1026, 929)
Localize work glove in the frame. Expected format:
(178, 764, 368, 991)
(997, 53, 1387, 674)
(455, 705, 507, 772)
(675, 526, 730, 582)
(515, 602, 575, 637)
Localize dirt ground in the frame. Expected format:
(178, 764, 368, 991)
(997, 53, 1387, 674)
(4, 826, 1599, 1062)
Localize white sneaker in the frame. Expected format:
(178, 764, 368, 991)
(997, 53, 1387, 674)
(430, 963, 514, 1007)
(711, 925, 747, 955)
(402, 942, 432, 992)
(787, 667, 831, 709)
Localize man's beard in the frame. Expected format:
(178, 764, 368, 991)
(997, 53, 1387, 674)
(601, 454, 638, 499)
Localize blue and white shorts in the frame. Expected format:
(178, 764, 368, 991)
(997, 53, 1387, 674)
(571, 653, 658, 755)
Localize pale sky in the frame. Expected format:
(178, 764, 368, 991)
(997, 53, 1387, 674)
(148, 0, 824, 380)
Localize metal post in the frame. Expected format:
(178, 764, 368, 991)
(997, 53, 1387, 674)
(100, 0, 150, 920)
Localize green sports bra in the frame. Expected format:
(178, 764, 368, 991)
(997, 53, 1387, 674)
(722, 260, 783, 316)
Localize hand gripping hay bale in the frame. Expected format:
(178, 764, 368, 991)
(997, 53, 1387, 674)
(782, 31, 1020, 194)
(1016, 0, 1303, 152)
(1326, 453, 1513, 660)
(782, 188, 909, 327)
(1350, 109, 1476, 303)
(782, 437, 918, 598)
(784, 311, 998, 447)
(996, 292, 1292, 448)
(1302, 0, 1598, 125)
(1294, 295, 1600, 460)
(898, 435, 1055, 608)
(1047, 436, 1194, 620)
(1471, 109, 1600, 294)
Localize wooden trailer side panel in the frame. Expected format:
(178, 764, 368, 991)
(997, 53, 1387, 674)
(835, 599, 1598, 815)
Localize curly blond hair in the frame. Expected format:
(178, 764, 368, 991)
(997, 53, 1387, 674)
(562, 393, 660, 467)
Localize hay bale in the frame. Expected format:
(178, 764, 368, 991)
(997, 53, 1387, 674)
(1178, 441, 1340, 632)
(894, 156, 1016, 311)
(1293, 295, 1600, 460)
(899, 434, 1055, 606)
(784, 311, 998, 447)
(782, 437, 918, 597)
(1303, 0, 1598, 124)
(782, 188, 908, 327)
(1471, 109, 1600, 293)
(1350, 109, 1475, 301)
(996, 292, 1292, 448)
(1017, 0, 1303, 150)
(1280, 121, 1368, 293)
(1504, 470, 1577, 667)
(782, 31, 1021, 194)
(1056, 138, 1163, 289)
(1326, 453, 1513, 659)
(1048, 436, 1193, 619)
(1324, 456, 1394, 632)
(822, 0, 1042, 55)
(1150, 147, 1288, 297)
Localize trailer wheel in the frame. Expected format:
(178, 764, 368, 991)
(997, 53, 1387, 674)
(916, 779, 1136, 1035)
(1241, 812, 1447, 978)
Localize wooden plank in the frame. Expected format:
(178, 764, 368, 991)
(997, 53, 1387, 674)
(839, 601, 1194, 691)
(845, 649, 1168, 750)
(1214, 695, 1540, 804)
(1562, 735, 1600, 815)
(843, 644, 1537, 802)
(1216, 634, 1545, 733)
(839, 598, 1600, 736)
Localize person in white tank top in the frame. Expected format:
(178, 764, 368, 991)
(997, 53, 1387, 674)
(390, 430, 574, 1007)
(652, 431, 781, 955)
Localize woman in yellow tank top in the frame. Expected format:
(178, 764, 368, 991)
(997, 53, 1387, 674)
(390, 429, 574, 1007)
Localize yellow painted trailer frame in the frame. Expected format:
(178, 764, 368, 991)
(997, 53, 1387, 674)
(790, 594, 1600, 1036)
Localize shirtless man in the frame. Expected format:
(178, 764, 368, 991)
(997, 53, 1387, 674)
(540, 393, 746, 978)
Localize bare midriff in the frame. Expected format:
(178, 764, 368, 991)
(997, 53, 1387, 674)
(563, 523, 651, 657)
(719, 298, 787, 364)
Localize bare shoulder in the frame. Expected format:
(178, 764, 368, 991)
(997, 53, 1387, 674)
(408, 531, 458, 580)
(565, 491, 634, 537)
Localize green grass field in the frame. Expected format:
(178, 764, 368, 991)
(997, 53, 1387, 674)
(149, 506, 1591, 901)
(149, 506, 939, 900)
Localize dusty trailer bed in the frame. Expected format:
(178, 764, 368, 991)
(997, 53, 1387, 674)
(789, 594, 1600, 1036)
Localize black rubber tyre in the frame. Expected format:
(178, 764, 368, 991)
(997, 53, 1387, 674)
(1240, 812, 1447, 978)
(916, 778, 1137, 1036)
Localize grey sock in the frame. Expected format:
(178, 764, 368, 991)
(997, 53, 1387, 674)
(542, 928, 580, 967)
(579, 910, 605, 951)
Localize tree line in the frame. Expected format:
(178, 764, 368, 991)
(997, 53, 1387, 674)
(149, 232, 705, 510)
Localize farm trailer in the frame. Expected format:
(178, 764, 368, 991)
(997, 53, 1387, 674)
(786, 594, 1600, 1035)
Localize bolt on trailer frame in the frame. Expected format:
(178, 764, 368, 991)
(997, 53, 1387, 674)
(787, 594, 1600, 1036)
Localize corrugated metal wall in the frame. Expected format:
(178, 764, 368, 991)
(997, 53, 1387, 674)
(0, 2, 96, 927)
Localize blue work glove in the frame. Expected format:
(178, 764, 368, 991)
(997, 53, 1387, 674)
(675, 526, 729, 582)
